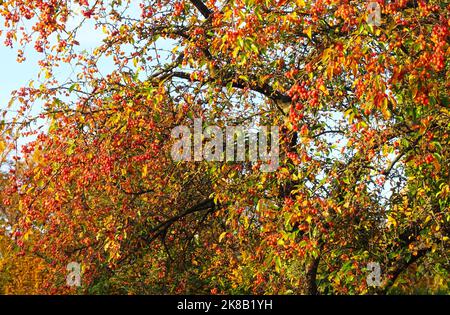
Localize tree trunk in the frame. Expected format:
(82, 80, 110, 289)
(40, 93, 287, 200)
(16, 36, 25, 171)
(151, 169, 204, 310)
(305, 256, 320, 295)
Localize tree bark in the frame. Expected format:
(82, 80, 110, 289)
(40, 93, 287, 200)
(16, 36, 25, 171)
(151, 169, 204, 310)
(305, 255, 320, 295)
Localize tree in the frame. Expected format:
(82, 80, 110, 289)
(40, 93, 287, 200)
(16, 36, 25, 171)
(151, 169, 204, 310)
(0, 0, 448, 294)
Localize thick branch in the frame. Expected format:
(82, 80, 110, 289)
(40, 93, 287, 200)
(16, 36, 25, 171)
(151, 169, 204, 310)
(171, 71, 292, 104)
(189, 0, 212, 18)
(381, 247, 430, 294)
(146, 198, 217, 240)
(305, 255, 321, 295)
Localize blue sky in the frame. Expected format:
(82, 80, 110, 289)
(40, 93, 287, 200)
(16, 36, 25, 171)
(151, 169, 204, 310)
(0, 45, 40, 112)
(0, 8, 109, 158)
(0, 1, 145, 117)
(0, 2, 174, 162)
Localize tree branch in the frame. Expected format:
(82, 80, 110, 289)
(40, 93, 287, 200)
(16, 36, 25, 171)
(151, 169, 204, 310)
(189, 0, 212, 19)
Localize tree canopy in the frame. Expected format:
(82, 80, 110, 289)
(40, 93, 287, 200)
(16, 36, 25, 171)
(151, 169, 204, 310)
(0, 0, 449, 294)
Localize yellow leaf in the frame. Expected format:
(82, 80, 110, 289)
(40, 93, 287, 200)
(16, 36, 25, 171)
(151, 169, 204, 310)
(431, 243, 437, 253)
(319, 84, 329, 95)
(232, 46, 240, 59)
(381, 98, 391, 119)
(322, 48, 331, 62)
(142, 165, 148, 178)
(23, 230, 32, 241)
(219, 232, 227, 243)
(387, 215, 397, 228)
(296, 0, 306, 7)
(305, 26, 312, 40)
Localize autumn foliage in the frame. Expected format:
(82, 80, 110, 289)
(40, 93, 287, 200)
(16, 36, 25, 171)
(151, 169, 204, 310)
(0, 0, 449, 294)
